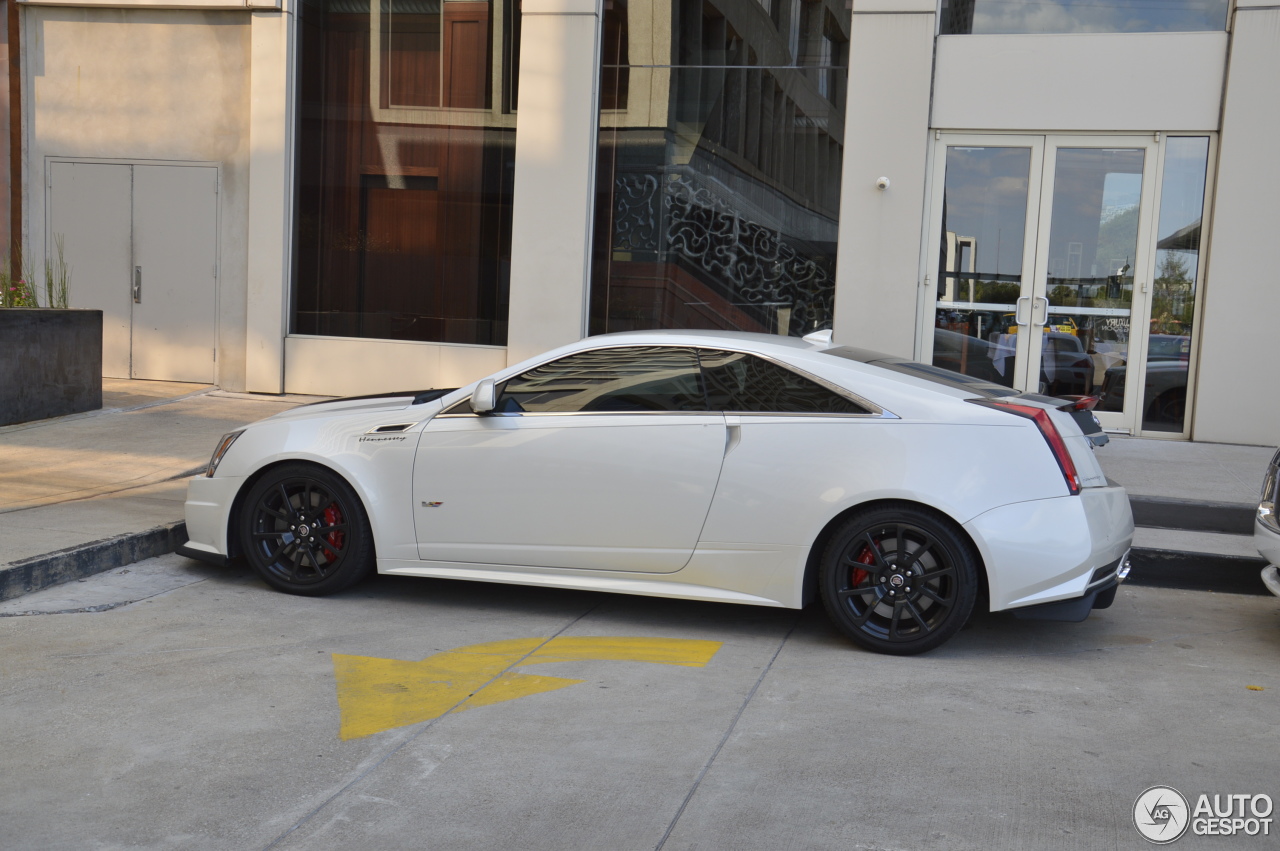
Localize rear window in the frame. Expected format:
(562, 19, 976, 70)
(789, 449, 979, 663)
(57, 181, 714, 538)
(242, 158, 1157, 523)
(821, 346, 1020, 399)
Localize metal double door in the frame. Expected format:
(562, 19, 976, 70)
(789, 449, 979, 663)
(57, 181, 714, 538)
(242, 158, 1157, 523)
(49, 161, 218, 383)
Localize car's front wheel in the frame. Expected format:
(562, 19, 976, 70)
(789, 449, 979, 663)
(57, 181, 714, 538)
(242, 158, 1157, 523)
(819, 506, 979, 655)
(240, 463, 375, 596)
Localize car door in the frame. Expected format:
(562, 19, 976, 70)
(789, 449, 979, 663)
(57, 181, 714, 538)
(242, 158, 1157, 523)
(694, 349, 883, 548)
(412, 346, 726, 573)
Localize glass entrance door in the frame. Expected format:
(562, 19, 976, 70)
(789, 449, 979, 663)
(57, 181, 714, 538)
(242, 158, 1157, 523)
(925, 134, 1160, 432)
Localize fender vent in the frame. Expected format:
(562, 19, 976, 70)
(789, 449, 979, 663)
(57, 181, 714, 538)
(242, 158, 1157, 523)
(367, 422, 417, 434)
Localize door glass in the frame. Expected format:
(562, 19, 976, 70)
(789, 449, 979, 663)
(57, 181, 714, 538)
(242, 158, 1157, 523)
(497, 346, 706, 413)
(1046, 148, 1144, 405)
(698, 350, 869, 414)
(933, 146, 1032, 386)
(1141, 137, 1208, 433)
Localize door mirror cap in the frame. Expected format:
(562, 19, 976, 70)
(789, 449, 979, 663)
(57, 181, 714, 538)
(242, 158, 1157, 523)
(470, 379, 497, 414)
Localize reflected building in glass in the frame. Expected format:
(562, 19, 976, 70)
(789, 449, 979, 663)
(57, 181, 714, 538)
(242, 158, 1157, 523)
(589, 0, 849, 338)
(292, 0, 520, 346)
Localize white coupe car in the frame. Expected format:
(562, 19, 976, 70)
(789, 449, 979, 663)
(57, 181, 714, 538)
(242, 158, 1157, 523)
(179, 330, 1134, 654)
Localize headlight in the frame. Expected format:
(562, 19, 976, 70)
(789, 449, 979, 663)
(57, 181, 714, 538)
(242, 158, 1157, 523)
(206, 430, 244, 477)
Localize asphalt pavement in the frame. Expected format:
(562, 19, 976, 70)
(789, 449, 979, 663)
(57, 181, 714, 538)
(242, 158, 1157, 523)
(1, 553, 1276, 850)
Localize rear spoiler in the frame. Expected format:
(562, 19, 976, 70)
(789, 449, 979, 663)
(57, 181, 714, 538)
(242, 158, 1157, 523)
(1057, 395, 1109, 448)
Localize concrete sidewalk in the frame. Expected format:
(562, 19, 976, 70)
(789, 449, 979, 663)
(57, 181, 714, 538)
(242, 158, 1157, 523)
(0, 379, 319, 599)
(0, 379, 1273, 600)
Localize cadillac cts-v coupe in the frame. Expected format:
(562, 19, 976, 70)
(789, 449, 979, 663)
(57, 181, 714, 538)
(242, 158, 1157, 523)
(180, 330, 1133, 655)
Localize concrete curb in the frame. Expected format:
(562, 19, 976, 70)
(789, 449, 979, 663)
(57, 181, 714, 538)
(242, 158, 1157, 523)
(1127, 546, 1269, 596)
(1129, 496, 1256, 535)
(0, 521, 188, 602)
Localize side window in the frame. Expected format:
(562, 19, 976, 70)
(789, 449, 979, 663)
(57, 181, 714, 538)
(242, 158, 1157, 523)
(496, 346, 706, 413)
(699, 350, 870, 415)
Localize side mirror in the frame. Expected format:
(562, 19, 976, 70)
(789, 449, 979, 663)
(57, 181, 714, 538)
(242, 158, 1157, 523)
(470, 379, 497, 414)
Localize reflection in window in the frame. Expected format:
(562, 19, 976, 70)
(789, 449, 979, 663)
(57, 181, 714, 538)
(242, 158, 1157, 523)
(590, 0, 850, 338)
(939, 0, 1229, 35)
(699, 350, 869, 414)
(499, 347, 706, 412)
(292, 0, 517, 346)
(1140, 137, 1208, 433)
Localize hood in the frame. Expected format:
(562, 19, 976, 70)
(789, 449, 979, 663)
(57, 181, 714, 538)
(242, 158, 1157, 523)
(260, 388, 456, 424)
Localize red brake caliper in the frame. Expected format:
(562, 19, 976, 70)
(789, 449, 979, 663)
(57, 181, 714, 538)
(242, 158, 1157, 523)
(852, 544, 876, 588)
(323, 503, 345, 555)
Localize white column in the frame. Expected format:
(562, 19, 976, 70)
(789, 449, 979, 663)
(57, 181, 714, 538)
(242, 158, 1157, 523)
(244, 7, 293, 393)
(831, 3, 935, 358)
(504, 0, 601, 365)
(1192, 2, 1280, 445)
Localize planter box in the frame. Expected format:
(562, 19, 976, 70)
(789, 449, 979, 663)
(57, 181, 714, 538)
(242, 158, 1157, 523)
(0, 309, 103, 426)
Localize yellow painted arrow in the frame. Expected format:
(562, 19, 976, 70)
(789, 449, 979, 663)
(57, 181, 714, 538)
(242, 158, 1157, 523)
(333, 636, 722, 740)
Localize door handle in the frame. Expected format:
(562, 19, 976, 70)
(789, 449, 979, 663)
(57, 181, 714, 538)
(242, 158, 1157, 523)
(1014, 296, 1030, 326)
(1033, 296, 1048, 325)
(133, 266, 142, 304)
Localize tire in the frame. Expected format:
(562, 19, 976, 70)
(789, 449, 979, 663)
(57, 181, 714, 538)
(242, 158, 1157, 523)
(818, 506, 979, 655)
(239, 463, 375, 596)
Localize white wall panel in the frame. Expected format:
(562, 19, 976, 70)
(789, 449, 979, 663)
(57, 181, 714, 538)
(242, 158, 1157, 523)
(283, 336, 507, 397)
(25, 7, 251, 388)
(933, 32, 1227, 132)
(1192, 8, 1280, 445)
(245, 9, 291, 393)
(504, 2, 600, 364)
(832, 11, 934, 358)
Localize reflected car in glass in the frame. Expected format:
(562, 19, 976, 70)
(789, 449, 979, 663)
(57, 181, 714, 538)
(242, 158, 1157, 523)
(1099, 333, 1191, 424)
(932, 328, 1093, 397)
(180, 331, 1133, 655)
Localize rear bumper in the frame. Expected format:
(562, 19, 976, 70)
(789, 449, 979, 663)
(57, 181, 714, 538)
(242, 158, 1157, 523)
(1011, 551, 1130, 621)
(964, 485, 1134, 612)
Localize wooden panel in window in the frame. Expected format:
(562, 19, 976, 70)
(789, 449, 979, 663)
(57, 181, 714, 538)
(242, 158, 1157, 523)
(385, 13, 441, 108)
(443, 3, 490, 109)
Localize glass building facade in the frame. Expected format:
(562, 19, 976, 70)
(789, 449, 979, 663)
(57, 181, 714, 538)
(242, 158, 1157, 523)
(292, 0, 520, 345)
(589, 0, 850, 338)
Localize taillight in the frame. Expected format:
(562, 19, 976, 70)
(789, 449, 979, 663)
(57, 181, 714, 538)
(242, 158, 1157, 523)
(970, 400, 1082, 495)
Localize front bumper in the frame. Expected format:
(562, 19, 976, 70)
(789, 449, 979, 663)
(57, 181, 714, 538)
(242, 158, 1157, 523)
(964, 484, 1134, 613)
(1255, 514, 1280, 568)
(182, 474, 245, 560)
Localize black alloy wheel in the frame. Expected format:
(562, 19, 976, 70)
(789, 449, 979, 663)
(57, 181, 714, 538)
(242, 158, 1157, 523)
(819, 506, 978, 655)
(240, 463, 375, 596)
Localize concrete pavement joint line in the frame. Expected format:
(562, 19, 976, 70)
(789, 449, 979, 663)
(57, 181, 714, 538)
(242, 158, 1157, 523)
(0, 468, 204, 516)
(259, 601, 605, 851)
(50, 642, 273, 658)
(0, 579, 210, 618)
(654, 614, 801, 851)
(0, 387, 217, 434)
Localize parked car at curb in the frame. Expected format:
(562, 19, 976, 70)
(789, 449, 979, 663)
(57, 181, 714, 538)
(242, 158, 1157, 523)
(179, 330, 1134, 655)
(1257, 449, 1280, 597)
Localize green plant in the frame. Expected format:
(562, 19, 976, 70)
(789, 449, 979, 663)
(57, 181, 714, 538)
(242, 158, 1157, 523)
(0, 237, 72, 308)
(43, 235, 71, 309)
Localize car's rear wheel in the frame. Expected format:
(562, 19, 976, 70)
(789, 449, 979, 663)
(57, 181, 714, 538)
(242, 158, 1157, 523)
(240, 463, 374, 596)
(819, 506, 978, 655)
